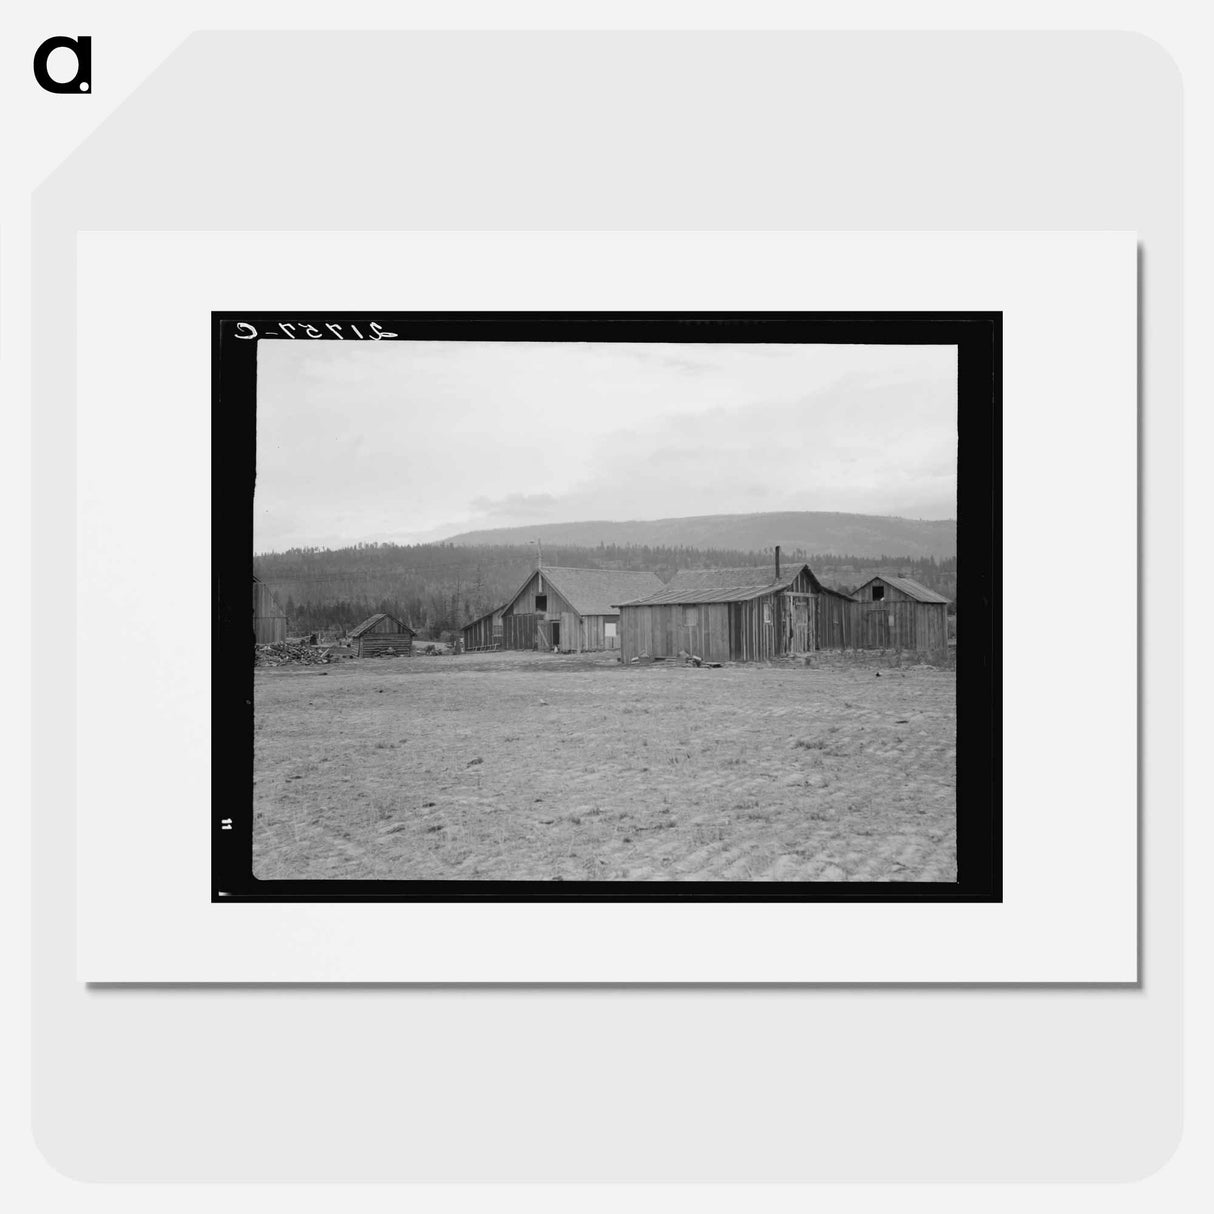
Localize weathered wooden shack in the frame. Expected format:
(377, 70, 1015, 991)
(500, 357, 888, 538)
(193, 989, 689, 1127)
(460, 604, 505, 652)
(849, 575, 950, 655)
(501, 566, 664, 653)
(348, 612, 416, 657)
(252, 576, 288, 644)
(615, 561, 856, 664)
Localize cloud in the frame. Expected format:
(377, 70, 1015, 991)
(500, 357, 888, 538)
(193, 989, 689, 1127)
(468, 492, 562, 520)
(254, 339, 957, 549)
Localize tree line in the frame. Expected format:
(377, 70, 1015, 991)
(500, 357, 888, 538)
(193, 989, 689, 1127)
(254, 541, 958, 638)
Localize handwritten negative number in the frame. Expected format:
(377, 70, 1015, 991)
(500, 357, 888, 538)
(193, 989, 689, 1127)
(233, 321, 399, 341)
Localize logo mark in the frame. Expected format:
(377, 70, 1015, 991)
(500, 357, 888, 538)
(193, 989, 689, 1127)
(33, 35, 91, 93)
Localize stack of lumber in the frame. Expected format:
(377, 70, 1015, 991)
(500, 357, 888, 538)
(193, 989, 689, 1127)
(254, 642, 331, 667)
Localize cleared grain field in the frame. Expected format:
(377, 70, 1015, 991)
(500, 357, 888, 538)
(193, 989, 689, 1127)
(253, 650, 956, 882)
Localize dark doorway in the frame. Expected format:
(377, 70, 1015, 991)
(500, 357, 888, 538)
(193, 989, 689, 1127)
(550, 621, 561, 649)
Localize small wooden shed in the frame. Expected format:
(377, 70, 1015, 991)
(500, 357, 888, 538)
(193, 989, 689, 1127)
(850, 575, 950, 655)
(348, 612, 416, 658)
(500, 566, 664, 653)
(252, 577, 288, 644)
(461, 604, 506, 652)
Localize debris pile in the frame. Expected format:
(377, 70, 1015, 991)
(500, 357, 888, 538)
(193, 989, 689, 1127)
(254, 642, 331, 667)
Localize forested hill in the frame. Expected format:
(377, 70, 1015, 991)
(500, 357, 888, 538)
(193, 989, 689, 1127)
(254, 538, 958, 639)
(443, 511, 956, 561)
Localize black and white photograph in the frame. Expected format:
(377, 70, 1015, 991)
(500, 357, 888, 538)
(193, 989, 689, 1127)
(215, 311, 1000, 900)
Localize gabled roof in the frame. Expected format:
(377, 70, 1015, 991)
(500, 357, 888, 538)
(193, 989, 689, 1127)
(461, 604, 506, 631)
(855, 575, 951, 604)
(506, 567, 665, 617)
(615, 563, 855, 608)
(348, 612, 416, 638)
(617, 581, 789, 606)
(664, 566, 783, 591)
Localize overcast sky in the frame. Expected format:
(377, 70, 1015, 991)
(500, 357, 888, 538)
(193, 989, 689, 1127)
(254, 340, 957, 553)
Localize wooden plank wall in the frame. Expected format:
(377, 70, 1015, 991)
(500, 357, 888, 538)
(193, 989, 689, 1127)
(494, 612, 623, 653)
(724, 594, 786, 662)
(508, 572, 574, 617)
(358, 633, 413, 657)
(621, 594, 948, 662)
(504, 573, 591, 650)
(815, 596, 851, 651)
(576, 613, 619, 652)
(582, 615, 621, 651)
(462, 616, 499, 650)
(503, 612, 541, 650)
(253, 614, 287, 644)
(557, 611, 579, 652)
(501, 577, 623, 654)
(854, 578, 921, 604)
(832, 601, 948, 656)
(253, 582, 288, 644)
(618, 603, 731, 662)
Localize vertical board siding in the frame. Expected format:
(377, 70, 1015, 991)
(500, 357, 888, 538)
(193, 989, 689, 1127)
(253, 582, 288, 644)
(503, 612, 541, 650)
(558, 610, 578, 652)
(461, 614, 501, 650)
(602, 614, 620, 650)
(619, 593, 948, 663)
(507, 571, 574, 618)
(501, 574, 620, 653)
(253, 614, 287, 644)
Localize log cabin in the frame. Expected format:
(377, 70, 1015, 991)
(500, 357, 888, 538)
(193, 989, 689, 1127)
(347, 612, 416, 657)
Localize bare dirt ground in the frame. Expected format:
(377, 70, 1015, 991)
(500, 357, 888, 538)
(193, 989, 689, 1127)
(253, 650, 956, 882)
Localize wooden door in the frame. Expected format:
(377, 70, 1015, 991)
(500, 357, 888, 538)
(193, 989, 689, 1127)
(789, 595, 810, 651)
(864, 605, 891, 648)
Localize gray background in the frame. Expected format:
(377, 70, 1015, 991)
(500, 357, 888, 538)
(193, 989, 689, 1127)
(32, 31, 1180, 1180)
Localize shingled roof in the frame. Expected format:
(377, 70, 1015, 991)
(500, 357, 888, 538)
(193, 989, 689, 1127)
(348, 612, 416, 638)
(854, 575, 951, 604)
(615, 563, 855, 608)
(664, 566, 785, 591)
(615, 579, 796, 606)
(460, 604, 506, 630)
(532, 567, 665, 617)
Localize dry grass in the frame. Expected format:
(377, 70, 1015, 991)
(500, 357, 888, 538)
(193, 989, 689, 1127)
(253, 650, 956, 882)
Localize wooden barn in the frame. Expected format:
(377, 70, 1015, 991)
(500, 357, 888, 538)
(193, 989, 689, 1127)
(460, 604, 505, 652)
(252, 576, 288, 644)
(500, 566, 664, 653)
(849, 575, 950, 655)
(348, 612, 416, 658)
(614, 558, 857, 664)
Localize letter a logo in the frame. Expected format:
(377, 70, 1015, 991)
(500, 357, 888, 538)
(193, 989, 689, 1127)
(34, 35, 92, 93)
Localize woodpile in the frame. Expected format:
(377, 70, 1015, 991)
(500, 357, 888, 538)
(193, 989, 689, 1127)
(254, 642, 331, 667)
